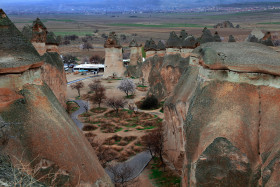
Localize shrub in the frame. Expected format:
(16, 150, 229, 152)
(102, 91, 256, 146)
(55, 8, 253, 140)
(140, 95, 159, 110)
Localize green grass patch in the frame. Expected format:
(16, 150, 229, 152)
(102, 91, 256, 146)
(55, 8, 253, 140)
(41, 19, 75, 23)
(137, 126, 156, 131)
(137, 85, 147, 88)
(90, 107, 107, 113)
(71, 107, 79, 111)
(89, 121, 101, 124)
(124, 130, 130, 132)
(149, 158, 181, 186)
(109, 23, 204, 28)
(53, 31, 93, 36)
(257, 22, 280, 25)
(135, 142, 142, 146)
(122, 109, 133, 114)
(80, 112, 90, 117)
(125, 95, 135, 99)
(115, 128, 123, 132)
(124, 123, 138, 128)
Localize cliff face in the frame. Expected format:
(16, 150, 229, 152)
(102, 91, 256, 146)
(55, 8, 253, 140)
(0, 9, 112, 186)
(141, 54, 189, 100)
(142, 42, 280, 186)
(42, 52, 67, 107)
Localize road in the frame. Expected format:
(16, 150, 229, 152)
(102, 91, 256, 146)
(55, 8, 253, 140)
(67, 74, 102, 85)
(70, 99, 153, 183)
(70, 100, 88, 129)
(105, 151, 152, 183)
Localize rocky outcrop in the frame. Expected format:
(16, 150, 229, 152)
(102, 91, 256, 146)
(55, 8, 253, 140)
(195, 42, 280, 76)
(213, 31, 222, 42)
(144, 38, 157, 58)
(31, 18, 48, 55)
(141, 54, 190, 100)
(0, 9, 112, 186)
(41, 52, 67, 107)
(214, 21, 237, 28)
(199, 27, 214, 44)
(104, 31, 121, 48)
(129, 39, 142, 66)
(228, 35, 236, 42)
(142, 41, 280, 186)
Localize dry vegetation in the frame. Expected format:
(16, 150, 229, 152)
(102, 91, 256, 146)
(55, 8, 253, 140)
(79, 108, 162, 166)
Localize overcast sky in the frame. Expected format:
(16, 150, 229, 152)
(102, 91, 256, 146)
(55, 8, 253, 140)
(1, 0, 279, 10)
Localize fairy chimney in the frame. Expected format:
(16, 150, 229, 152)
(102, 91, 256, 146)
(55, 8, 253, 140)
(144, 38, 157, 58)
(104, 32, 125, 78)
(31, 18, 47, 55)
(129, 39, 142, 66)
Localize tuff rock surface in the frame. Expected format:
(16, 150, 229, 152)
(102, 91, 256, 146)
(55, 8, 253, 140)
(141, 42, 280, 186)
(0, 9, 112, 186)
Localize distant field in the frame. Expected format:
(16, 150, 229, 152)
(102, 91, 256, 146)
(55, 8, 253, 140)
(258, 22, 280, 25)
(53, 31, 93, 36)
(109, 23, 205, 28)
(41, 18, 75, 22)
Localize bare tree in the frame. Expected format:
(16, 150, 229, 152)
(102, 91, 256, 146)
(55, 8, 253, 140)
(107, 163, 135, 186)
(70, 82, 84, 97)
(91, 85, 106, 108)
(106, 97, 127, 113)
(89, 55, 104, 64)
(118, 79, 136, 97)
(88, 79, 102, 92)
(82, 42, 93, 51)
(142, 125, 166, 164)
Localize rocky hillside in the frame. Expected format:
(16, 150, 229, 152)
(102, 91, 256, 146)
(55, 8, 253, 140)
(0, 9, 112, 186)
(141, 42, 280, 186)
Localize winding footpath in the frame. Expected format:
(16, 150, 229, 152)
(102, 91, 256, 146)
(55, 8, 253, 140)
(70, 99, 152, 182)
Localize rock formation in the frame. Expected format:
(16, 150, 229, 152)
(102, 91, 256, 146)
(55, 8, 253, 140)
(214, 21, 236, 28)
(261, 32, 274, 46)
(228, 34, 236, 42)
(199, 27, 215, 44)
(157, 40, 166, 57)
(141, 41, 280, 186)
(179, 30, 188, 40)
(0, 9, 112, 186)
(129, 39, 142, 66)
(213, 31, 222, 42)
(246, 28, 264, 42)
(31, 18, 48, 56)
(26, 18, 67, 107)
(46, 32, 59, 53)
(144, 38, 158, 58)
(166, 31, 181, 55)
(104, 32, 125, 78)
